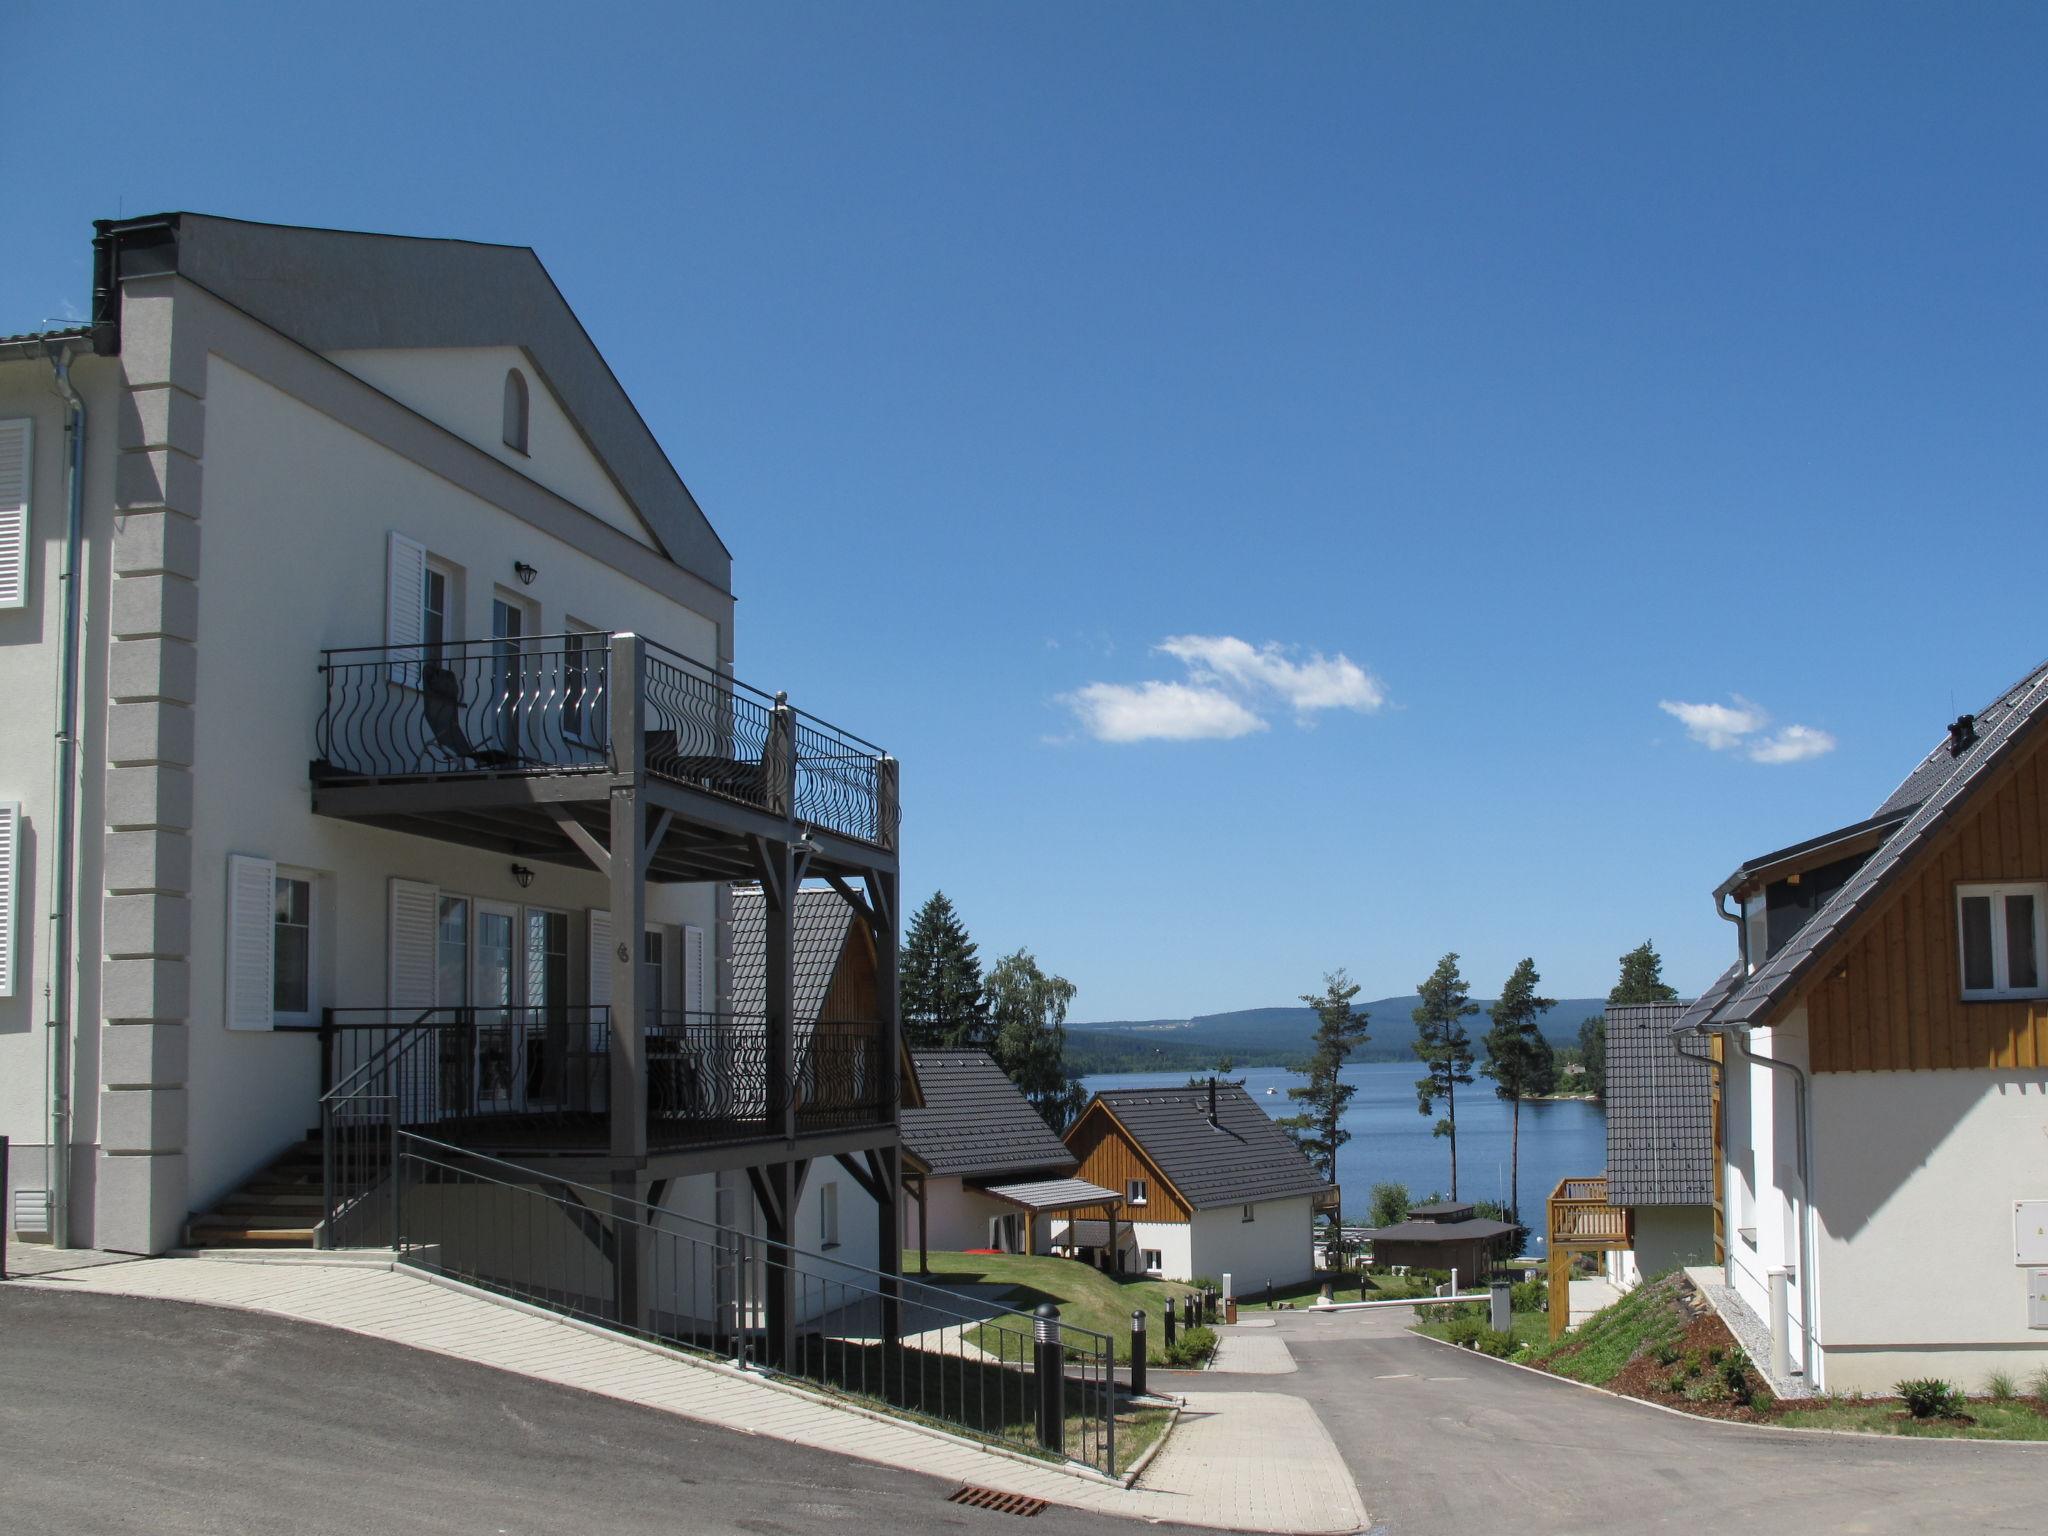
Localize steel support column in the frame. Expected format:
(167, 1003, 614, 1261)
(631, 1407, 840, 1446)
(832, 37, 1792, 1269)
(607, 633, 649, 1166)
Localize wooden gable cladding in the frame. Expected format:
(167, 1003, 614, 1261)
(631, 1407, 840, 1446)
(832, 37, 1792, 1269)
(819, 920, 879, 1022)
(1802, 732, 2048, 1072)
(1063, 1102, 1192, 1223)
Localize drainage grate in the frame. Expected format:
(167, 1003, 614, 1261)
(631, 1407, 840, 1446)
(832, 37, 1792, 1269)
(947, 1485, 1047, 1517)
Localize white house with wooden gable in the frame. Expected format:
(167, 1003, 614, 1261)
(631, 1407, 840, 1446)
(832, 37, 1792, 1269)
(0, 212, 903, 1335)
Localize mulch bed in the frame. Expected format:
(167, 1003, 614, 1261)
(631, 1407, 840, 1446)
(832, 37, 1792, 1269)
(1602, 1307, 1784, 1423)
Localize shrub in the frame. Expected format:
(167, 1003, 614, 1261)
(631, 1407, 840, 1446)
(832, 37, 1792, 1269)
(1720, 1352, 1755, 1407)
(1510, 1278, 1548, 1314)
(1164, 1325, 1216, 1368)
(1652, 1342, 1680, 1368)
(1470, 1327, 1519, 1358)
(2029, 1366, 2048, 1404)
(1984, 1370, 2017, 1402)
(1896, 1378, 1964, 1420)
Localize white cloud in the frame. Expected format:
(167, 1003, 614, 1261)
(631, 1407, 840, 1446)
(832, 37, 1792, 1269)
(1059, 680, 1268, 743)
(1658, 695, 1836, 764)
(1156, 635, 1387, 718)
(1658, 695, 1769, 751)
(1060, 635, 1384, 744)
(1747, 724, 1838, 764)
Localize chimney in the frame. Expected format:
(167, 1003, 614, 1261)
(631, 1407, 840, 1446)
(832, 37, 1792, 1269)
(1207, 1076, 1218, 1127)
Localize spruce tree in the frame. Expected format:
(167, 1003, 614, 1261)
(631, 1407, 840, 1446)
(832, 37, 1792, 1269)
(901, 891, 989, 1049)
(1610, 940, 1679, 1005)
(1413, 952, 1480, 1199)
(1482, 957, 1556, 1226)
(1278, 970, 1371, 1239)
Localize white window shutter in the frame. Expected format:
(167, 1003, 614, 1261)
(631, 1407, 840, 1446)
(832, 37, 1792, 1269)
(684, 923, 706, 1015)
(386, 531, 427, 683)
(388, 878, 438, 1014)
(0, 803, 19, 998)
(0, 418, 30, 610)
(588, 909, 613, 1006)
(226, 854, 277, 1031)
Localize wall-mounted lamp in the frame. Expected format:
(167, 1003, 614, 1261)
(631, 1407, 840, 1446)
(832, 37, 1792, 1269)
(513, 560, 538, 586)
(511, 863, 536, 889)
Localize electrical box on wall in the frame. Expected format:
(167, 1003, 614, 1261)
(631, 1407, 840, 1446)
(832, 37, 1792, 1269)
(2029, 1269, 2048, 1331)
(2016, 1201, 2048, 1266)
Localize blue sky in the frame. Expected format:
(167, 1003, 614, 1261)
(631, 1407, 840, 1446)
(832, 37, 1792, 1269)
(8, 3, 2046, 1019)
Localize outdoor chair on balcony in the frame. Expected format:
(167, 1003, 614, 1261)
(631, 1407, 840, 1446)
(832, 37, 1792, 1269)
(423, 664, 531, 772)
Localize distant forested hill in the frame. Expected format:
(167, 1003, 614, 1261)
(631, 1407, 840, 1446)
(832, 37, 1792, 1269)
(1065, 995, 1608, 1075)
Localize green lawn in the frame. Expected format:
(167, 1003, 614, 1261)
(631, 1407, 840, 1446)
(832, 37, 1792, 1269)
(1776, 1398, 2048, 1440)
(1528, 1272, 1686, 1383)
(910, 1250, 1194, 1365)
(1412, 1307, 1549, 1354)
(1233, 1267, 1438, 1311)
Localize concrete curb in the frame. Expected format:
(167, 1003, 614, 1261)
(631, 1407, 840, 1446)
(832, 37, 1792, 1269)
(1405, 1324, 2048, 1450)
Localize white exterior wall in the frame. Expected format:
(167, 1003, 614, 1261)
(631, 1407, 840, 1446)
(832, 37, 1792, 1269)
(1720, 1015, 1811, 1375)
(1191, 1195, 1316, 1291)
(1809, 1067, 2048, 1393)
(0, 354, 122, 1237)
(1131, 1218, 1193, 1280)
(904, 1175, 1025, 1255)
(0, 276, 734, 1253)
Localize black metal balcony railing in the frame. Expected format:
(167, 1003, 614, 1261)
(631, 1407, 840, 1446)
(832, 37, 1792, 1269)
(316, 632, 897, 849)
(321, 1007, 891, 1156)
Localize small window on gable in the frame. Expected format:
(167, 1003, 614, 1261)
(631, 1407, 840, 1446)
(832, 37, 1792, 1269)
(502, 368, 530, 455)
(1126, 1178, 1147, 1207)
(1957, 883, 2048, 999)
(1241, 1203, 1255, 1223)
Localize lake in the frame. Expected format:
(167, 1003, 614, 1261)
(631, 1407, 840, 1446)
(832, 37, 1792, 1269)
(1079, 1060, 1605, 1240)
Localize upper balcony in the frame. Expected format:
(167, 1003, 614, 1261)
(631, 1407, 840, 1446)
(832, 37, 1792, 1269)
(1546, 1176, 1633, 1249)
(312, 632, 897, 879)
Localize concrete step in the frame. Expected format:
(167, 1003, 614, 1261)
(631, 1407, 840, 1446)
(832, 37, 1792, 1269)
(188, 1212, 323, 1234)
(183, 1227, 320, 1248)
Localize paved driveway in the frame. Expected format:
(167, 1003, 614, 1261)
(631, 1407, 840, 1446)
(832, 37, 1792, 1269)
(1184, 1306, 2043, 1535)
(0, 1287, 1211, 1536)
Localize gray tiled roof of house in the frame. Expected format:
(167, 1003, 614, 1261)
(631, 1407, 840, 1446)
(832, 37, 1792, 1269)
(1687, 659, 2048, 1033)
(902, 1051, 1078, 1180)
(1369, 1217, 1518, 1243)
(729, 885, 854, 1026)
(1606, 1002, 1712, 1207)
(1086, 1084, 1330, 1212)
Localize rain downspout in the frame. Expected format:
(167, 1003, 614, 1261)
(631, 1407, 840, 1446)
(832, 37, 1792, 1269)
(45, 343, 87, 1250)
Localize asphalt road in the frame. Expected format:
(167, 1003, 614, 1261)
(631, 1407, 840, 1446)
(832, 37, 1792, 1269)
(1192, 1306, 2047, 1535)
(0, 1288, 1207, 1536)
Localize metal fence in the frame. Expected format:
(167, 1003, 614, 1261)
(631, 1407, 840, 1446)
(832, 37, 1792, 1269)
(388, 1135, 1119, 1474)
(316, 632, 897, 849)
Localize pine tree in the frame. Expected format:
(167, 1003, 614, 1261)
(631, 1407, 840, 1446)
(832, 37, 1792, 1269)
(1278, 970, 1371, 1237)
(1610, 940, 1679, 1005)
(902, 891, 989, 1049)
(1481, 957, 1556, 1226)
(1413, 952, 1480, 1198)
(1576, 1015, 1608, 1100)
(986, 948, 1086, 1131)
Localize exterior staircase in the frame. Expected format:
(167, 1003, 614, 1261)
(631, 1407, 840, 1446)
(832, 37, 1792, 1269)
(184, 1133, 325, 1249)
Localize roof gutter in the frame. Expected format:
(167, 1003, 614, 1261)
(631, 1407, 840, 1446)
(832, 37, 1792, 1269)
(44, 341, 89, 1249)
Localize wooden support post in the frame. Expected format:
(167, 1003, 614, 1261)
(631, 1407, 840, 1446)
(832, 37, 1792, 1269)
(607, 634, 647, 1165)
(1548, 1245, 1572, 1342)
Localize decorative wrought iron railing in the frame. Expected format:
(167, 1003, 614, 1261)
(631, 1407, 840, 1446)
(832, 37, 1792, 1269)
(390, 1135, 1120, 1475)
(316, 632, 898, 849)
(319, 1006, 892, 1188)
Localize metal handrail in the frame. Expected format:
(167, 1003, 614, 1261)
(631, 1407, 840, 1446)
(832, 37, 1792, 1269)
(391, 1132, 1118, 1474)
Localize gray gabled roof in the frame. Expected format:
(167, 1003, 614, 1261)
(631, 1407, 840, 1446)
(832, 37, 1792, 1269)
(1081, 1084, 1330, 1212)
(94, 213, 729, 590)
(901, 1051, 1078, 1180)
(1606, 1002, 1712, 1207)
(1694, 660, 2048, 1032)
(1369, 1217, 1518, 1244)
(729, 885, 856, 1026)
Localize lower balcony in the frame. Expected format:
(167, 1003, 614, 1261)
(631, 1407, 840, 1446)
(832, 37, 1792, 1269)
(322, 1007, 893, 1159)
(1547, 1176, 1634, 1248)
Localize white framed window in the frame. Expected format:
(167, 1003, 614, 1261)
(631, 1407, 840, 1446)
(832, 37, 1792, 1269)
(502, 367, 530, 454)
(1957, 882, 2047, 999)
(819, 1180, 840, 1248)
(0, 802, 18, 998)
(563, 622, 606, 746)
(1143, 1248, 1163, 1275)
(272, 871, 317, 1026)
(1241, 1203, 1255, 1223)
(0, 417, 30, 610)
(1126, 1178, 1148, 1207)
(423, 561, 456, 660)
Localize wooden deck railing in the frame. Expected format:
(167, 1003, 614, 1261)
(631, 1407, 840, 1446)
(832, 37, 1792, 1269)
(1546, 1175, 1633, 1247)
